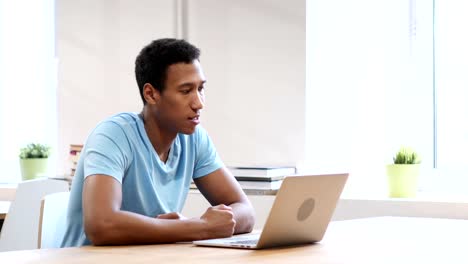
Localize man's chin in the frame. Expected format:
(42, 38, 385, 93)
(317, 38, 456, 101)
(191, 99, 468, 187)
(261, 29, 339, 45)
(180, 127, 197, 135)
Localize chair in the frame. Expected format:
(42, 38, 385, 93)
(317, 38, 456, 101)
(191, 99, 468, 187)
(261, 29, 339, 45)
(37, 191, 70, 249)
(0, 178, 69, 252)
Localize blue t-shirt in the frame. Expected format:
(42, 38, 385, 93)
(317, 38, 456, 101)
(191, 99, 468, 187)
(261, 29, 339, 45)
(61, 112, 223, 247)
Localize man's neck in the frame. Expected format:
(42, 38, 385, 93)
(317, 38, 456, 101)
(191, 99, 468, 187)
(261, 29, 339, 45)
(140, 108, 177, 163)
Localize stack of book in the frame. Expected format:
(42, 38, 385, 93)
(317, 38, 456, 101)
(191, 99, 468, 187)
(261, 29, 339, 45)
(69, 144, 83, 178)
(189, 166, 296, 194)
(228, 166, 296, 182)
(230, 166, 296, 194)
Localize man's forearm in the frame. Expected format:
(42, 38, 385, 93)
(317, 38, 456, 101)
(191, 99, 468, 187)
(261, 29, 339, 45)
(229, 202, 256, 234)
(86, 210, 205, 246)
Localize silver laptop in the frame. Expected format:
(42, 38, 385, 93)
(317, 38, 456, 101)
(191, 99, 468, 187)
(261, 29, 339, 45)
(193, 173, 348, 249)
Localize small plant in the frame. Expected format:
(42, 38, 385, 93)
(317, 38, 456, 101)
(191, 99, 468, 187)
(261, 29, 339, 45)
(19, 143, 51, 159)
(393, 147, 421, 164)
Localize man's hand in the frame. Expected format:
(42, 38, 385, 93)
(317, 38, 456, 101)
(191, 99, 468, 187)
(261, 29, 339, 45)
(199, 204, 236, 239)
(156, 212, 187, 220)
(195, 167, 255, 234)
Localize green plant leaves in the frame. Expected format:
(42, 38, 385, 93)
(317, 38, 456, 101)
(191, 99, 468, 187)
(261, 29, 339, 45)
(19, 143, 51, 159)
(393, 147, 421, 164)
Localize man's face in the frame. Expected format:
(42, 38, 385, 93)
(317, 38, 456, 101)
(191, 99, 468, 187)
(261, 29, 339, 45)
(153, 60, 206, 135)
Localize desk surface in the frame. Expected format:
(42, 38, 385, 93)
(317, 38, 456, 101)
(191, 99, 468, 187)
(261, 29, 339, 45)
(0, 201, 10, 220)
(0, 217, 466, 263)
(0, 183, 17, 201)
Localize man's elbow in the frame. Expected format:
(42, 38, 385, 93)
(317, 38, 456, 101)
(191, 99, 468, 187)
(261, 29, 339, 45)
(246, 208, 256, 232)
(84, 218, 117, 246)
(238, 203, 256, 233)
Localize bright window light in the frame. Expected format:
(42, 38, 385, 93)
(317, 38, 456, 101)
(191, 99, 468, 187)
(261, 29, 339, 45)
(0, 0, 57, 183)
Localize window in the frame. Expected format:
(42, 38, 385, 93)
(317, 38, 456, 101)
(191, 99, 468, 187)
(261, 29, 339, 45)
(0, 0, 57, 183)
(432, 0, 468, 192)
(306, 0, 467, 196)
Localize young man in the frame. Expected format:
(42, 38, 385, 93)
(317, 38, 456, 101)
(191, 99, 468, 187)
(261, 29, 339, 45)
(61, 38, 255, 246)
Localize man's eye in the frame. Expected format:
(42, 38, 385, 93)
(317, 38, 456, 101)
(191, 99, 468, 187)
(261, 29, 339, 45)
(182, 90, 190, 94)
(198, 86, 205, 92)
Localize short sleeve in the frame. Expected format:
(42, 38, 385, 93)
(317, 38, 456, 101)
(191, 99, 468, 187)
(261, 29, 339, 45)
(83, 121, 132, 183)
(193, 126, 224, 179)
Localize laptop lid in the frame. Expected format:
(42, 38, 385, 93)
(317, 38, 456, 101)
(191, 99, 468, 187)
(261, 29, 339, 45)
(256, 173, 348, 248)
(193, 173, 348, 249)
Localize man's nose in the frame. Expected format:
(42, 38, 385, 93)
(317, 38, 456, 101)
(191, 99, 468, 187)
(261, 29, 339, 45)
(192, 92, 204, 110)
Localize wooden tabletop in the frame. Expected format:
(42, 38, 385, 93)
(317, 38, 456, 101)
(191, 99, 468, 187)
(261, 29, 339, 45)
(0, 183, 17, 201)
(0, 201, 10, 220)
(0, 217, 466, 263)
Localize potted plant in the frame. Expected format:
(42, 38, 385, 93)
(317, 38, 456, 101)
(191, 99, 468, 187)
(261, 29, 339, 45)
(386, 147, 421, 198)
(19, 143, 51, 181)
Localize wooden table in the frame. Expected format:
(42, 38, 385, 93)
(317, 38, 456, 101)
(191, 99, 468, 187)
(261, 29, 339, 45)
(0, 183, 17, 201)
(0, 217, 466, 263)
(0, 201, 10, 220)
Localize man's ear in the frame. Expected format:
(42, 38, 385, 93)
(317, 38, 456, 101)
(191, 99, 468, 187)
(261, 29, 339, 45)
(142, 83, 160, 104)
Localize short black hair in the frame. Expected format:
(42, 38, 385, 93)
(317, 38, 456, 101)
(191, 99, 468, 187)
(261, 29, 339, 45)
(135, 38, 201, 104)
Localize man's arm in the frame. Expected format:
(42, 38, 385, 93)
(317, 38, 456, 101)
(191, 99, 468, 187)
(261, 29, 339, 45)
(83, 175, 236, 245)
(194, 167, 256, 234)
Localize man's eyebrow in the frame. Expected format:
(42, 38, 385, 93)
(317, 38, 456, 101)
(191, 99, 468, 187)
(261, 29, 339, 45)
(178, 80, 206, 88)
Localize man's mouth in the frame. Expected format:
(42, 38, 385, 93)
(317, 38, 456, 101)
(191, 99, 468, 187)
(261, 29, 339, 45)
(189, 115, 200, 122)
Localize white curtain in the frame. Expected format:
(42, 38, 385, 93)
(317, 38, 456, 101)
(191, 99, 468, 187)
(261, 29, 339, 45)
(0, 0, 57, 183)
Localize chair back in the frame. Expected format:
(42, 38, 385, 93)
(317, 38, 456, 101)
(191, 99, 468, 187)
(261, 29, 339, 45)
(0, 178, 69, 252)
(38, 191, 70, 249)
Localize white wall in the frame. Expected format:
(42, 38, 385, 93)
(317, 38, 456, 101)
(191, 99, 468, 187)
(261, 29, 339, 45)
(56, 0, 176, 174)
(56, 0, 306, 174)
(188, 0, 306, 167)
